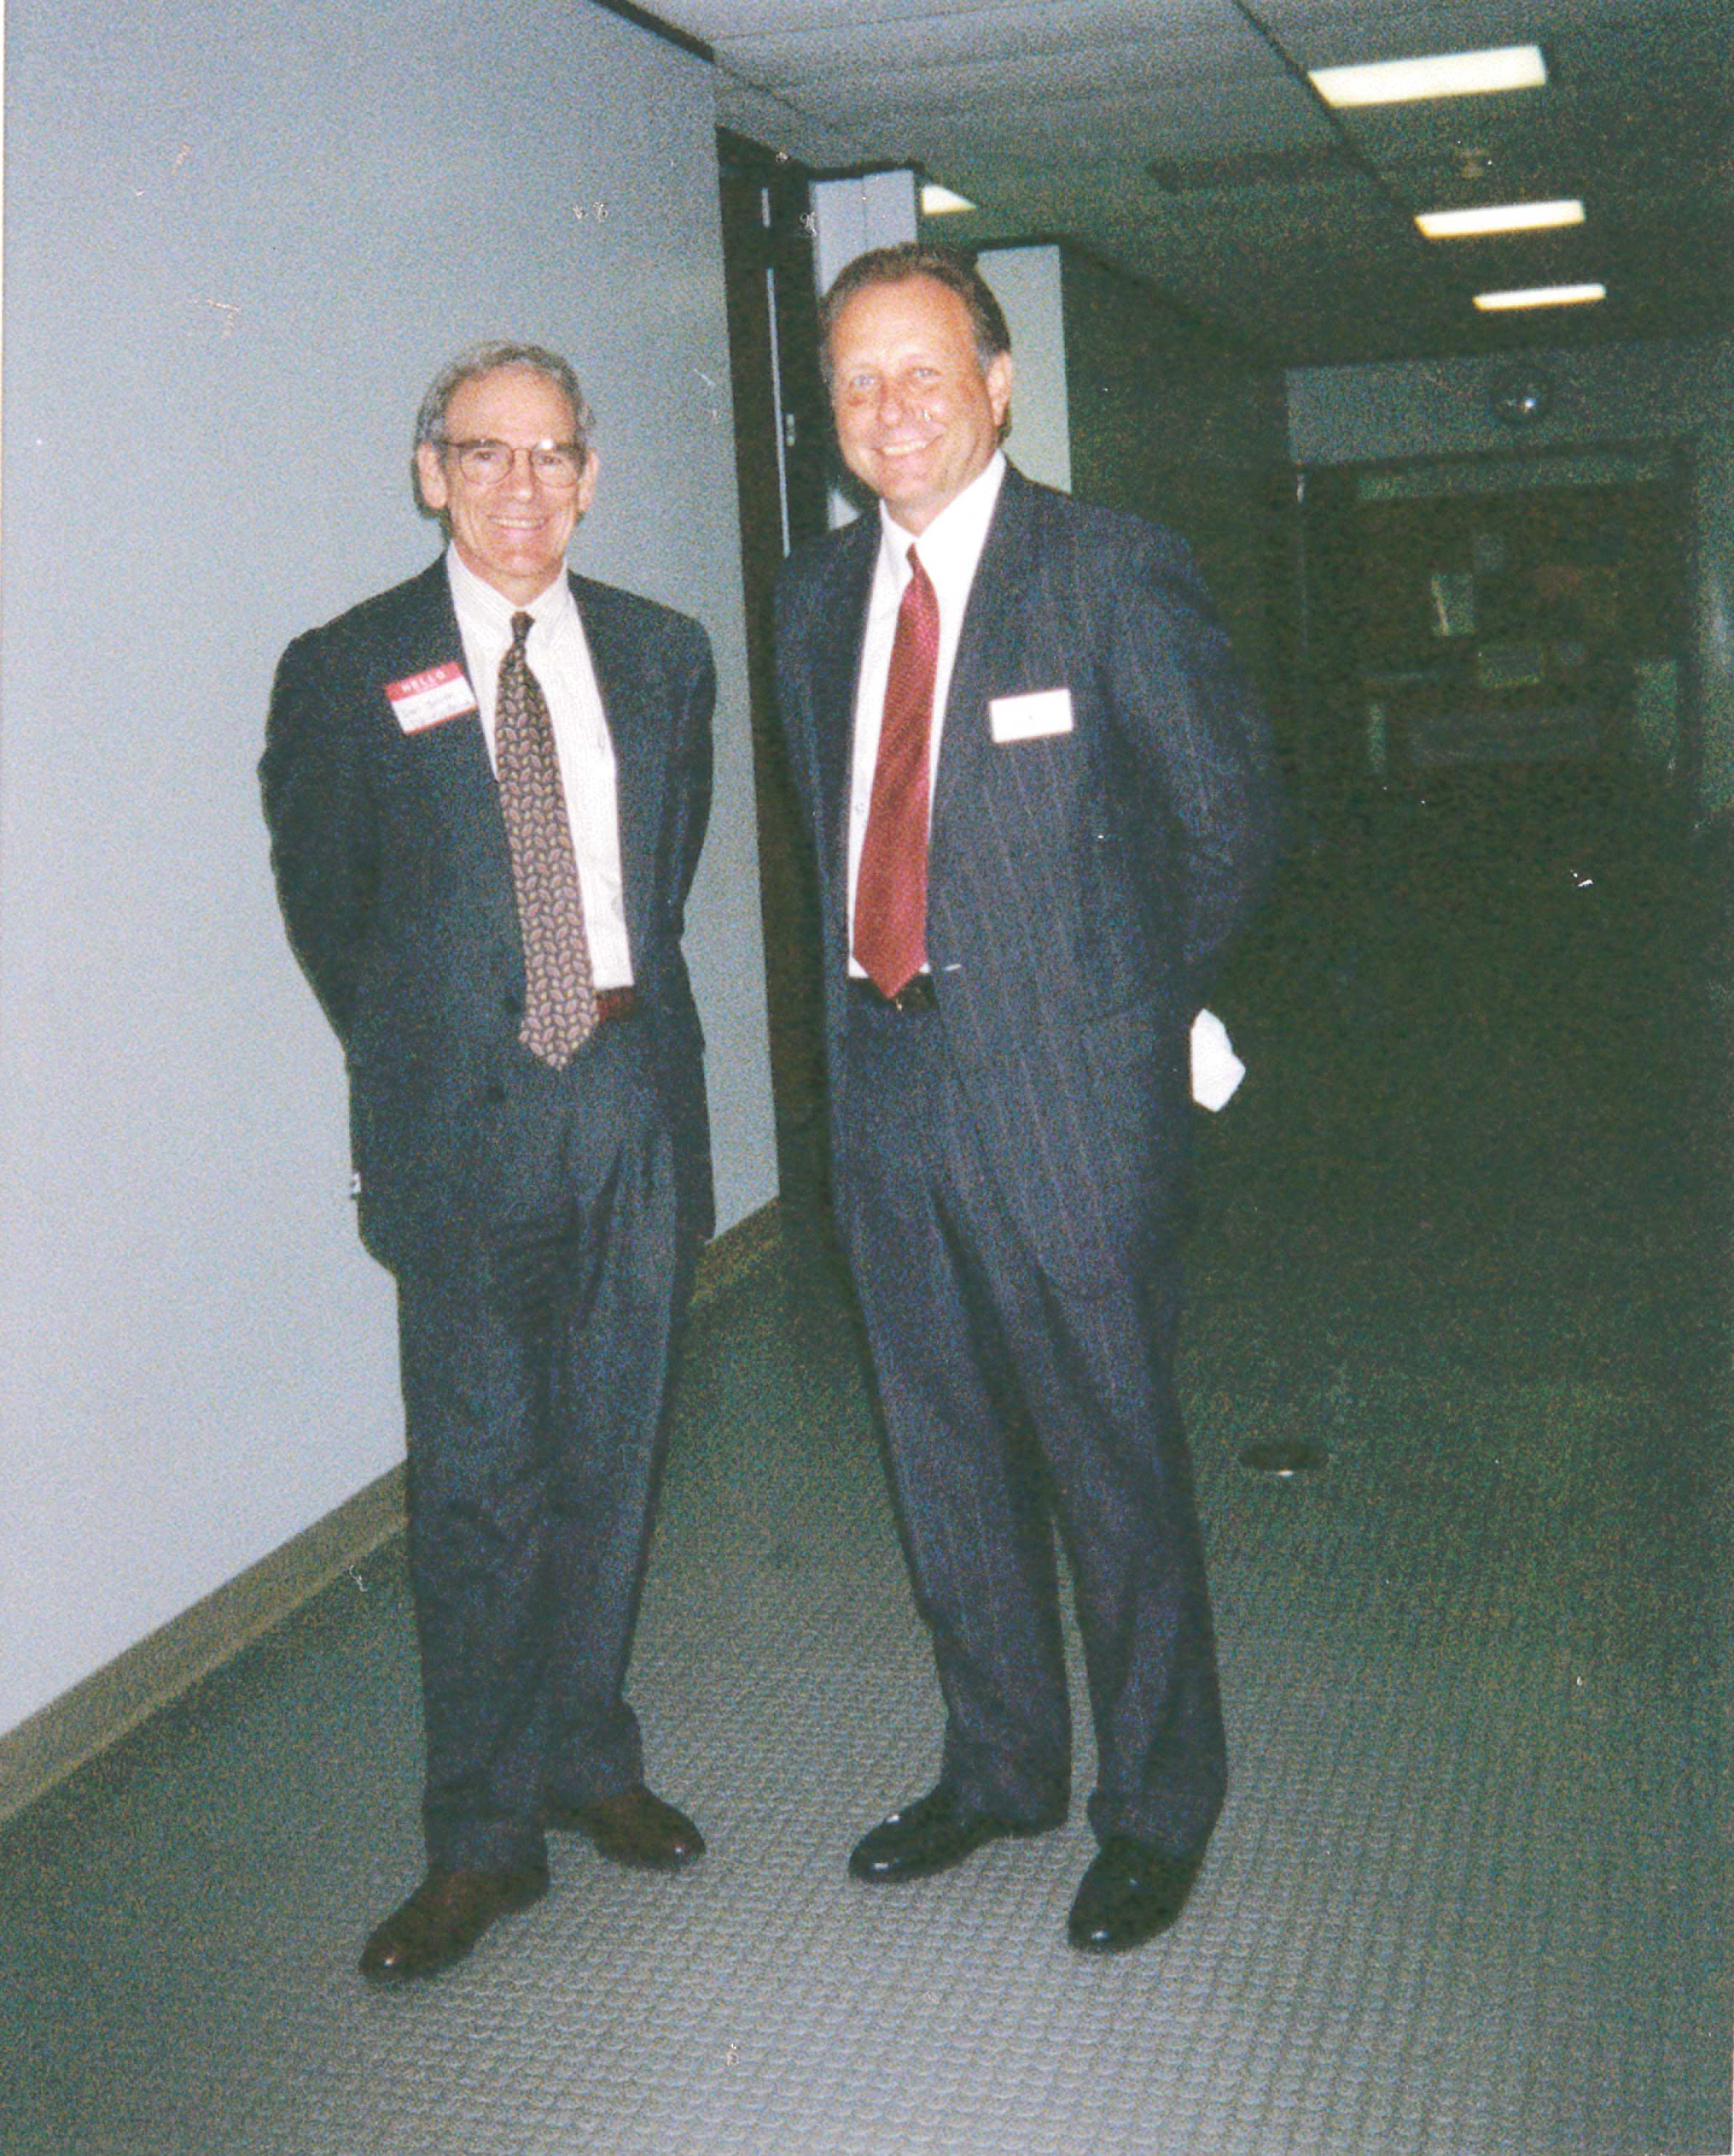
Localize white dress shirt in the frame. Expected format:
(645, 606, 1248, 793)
(846, 451, 1007, 974)
(444, 545, 633, 987)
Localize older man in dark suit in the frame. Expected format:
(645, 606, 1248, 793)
(774, 247, 1277, 1952)
(263, 342, 713, 1980)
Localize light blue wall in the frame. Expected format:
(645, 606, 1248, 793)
(0, 0, 775, 1733)
(1286, 340, 1734, 816)
(975, 247, 1072, 494)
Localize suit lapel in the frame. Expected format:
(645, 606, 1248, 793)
(573, 577, 659, 956)
(930, 466, 1039, 855)
(812, 518, 879, 926)
(377, 560, 482, 761)
(378, 561, 516, 892)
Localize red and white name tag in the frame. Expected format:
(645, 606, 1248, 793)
(384, 661, 478, 734)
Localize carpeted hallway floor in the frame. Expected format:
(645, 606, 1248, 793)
(3, 774, 1727, 2155)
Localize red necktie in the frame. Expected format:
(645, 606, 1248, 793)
(854, 547, 939, 998)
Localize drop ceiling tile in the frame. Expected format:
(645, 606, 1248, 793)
(707, 0, 1733, 364)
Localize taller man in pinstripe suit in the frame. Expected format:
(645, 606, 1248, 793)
(774, 247, 1278, 1952)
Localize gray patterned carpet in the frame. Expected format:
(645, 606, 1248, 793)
(3, 776, 1727, 2154)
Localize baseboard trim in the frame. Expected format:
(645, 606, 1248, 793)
(0, 1198, 783, 1828)
(0, 1464, 408, 1829)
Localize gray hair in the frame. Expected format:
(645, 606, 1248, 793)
(413, 340, 596, 456)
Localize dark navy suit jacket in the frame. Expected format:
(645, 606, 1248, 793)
(262, 557, 714, 1275)
(774, 465, 1277, 1291)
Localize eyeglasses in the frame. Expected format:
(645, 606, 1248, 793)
(438, 438, 588, 490)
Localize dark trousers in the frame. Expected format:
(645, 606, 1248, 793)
(393, 1019, 691, 1874)
(837, 1001, 1226, 1857)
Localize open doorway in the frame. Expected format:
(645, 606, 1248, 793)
(1297, 445, 1695, 814)
(716, 130, 834, 1206)
(1284, 443, 1702, 1005)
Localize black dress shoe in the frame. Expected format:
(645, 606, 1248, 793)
(849, 1786, 1058, 1883)
(543, 1782, 706, 1870)
(359, 1864, 548, 1981)
(1066, 1835, 1202, 1952)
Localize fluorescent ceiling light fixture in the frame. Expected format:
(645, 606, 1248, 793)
(921, 183, 977, 215)
(1310, 44, 1546, 108)
(1417, 198, 1584, 239)
(1474, 281, 1605, 311)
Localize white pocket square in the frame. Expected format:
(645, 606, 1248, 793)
(1190, 1009, 1246, 1111)
(988, 687, 1074, 742)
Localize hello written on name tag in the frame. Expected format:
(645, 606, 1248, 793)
(988, 687, 1074, 743)
(384, 662, 479, 734)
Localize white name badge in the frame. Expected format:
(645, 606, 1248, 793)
(385, 662, 478, 734)
(988, 687, 1074, 742)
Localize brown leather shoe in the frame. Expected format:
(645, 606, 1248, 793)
(359, 1864, 548, 1981)
(545, 1782, 706, 1870)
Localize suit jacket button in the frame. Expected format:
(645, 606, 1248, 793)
(503, 993, 523, 1017)
(482, 1081, 506, 1105)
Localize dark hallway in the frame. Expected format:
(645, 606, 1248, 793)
(2, 778, 1727, 2155)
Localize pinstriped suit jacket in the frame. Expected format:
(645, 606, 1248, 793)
(262, 558, 715, 1275)
(774, 464, 1278, 1291)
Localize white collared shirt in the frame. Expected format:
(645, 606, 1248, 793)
(846, 451, 1007, 972)
(444, 545, 633, 987)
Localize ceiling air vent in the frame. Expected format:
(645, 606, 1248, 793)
(1146, 145, 1351, 192)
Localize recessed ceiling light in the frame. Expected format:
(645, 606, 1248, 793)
(921, 183, 977, 215)
(1310, 44, 1546, 108)
(1474, 281, 1605, 311)
(1418, 199, 1584, 239)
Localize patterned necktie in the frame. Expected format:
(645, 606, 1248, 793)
(495, 611, 596, 1068)
(854, 546, 939, 998)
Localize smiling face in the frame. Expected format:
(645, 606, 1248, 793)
(415, 366, 596, 603)
(827, 273, 1012, 535)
